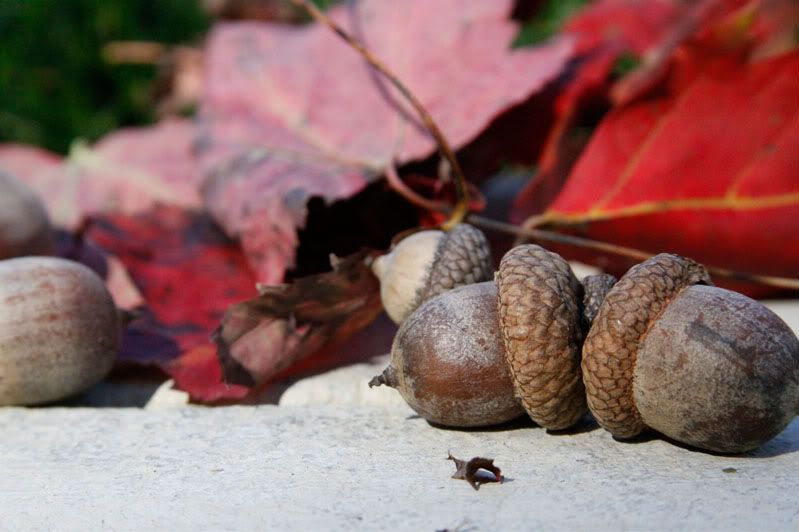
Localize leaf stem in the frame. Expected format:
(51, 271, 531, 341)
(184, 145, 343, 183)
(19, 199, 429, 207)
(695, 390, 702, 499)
(384, 162, 450, 212)
(291, 0, 470, 229)
(468, 214, 799, 291)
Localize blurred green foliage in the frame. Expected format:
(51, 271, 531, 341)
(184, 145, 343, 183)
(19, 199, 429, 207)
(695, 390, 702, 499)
(514, 0, 590, 48)
(0, 0, 209, 153)
(0, 0, 585, 154)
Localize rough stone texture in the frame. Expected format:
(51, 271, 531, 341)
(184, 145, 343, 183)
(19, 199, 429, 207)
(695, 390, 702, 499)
(582, 254, 711, 438)
(496, 245, 585, 430)
(420, 223, 493, 303)
(278, 355, 408, 408)
(634, 285, 799, 453)
(1, 405, 798, 531)
(385, 282, 523, 427)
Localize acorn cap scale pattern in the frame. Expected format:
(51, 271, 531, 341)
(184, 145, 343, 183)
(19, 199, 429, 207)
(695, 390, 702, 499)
(497, 244, 586, 430)
(418, 223, 493, 304)
(581, 254, 711, 438)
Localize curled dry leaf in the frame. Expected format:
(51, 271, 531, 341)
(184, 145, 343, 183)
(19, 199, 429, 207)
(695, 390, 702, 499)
(213, 250, 383, 388)
(447, 453, 503, 491)
(197, 0, 574, 283)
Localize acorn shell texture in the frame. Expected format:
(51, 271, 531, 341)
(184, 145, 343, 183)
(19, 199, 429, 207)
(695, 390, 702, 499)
(387, 281, 523, 427)
(496, 245, 586, 430)
(0, 257, 120, 405)
(581, 254, 711, 439)
(634, 285, 799, 453)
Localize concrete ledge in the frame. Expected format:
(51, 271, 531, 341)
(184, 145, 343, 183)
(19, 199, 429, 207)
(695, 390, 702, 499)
(1, 405, 797, 531)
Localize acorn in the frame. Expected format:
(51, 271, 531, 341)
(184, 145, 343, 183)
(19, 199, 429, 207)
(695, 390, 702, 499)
(582, 254, 799, 453)
(0, 170, 54, 260)
(370, 224, 493, 324)
(371, 240, 799, 453)
(369, 281, 524, 427)
(0, 257, 120, 405)
(370, 244, 609, 428)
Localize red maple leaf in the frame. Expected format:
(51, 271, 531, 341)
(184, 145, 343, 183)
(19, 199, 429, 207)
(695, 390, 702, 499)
(197, 0, 575, 283)
(525, 47, 799, 294)
(0, 119, 202, 229)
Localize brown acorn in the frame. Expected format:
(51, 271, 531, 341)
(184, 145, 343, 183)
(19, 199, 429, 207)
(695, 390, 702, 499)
(0, 257, 120, 405)
(582, 254, 799, 453)
(0, 170, 53, 260)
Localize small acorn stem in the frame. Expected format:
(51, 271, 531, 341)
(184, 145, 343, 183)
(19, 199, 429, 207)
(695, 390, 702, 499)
(368, 366, 398, 389)
(117, 306, 142, 330)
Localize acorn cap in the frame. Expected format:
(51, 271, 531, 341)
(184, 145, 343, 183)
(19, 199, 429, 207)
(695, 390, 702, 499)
(496, 244, 586, 430)
(373, 223, 493, 324)
(581, 254, 711, 439)
(419, 223, 493, 303)
(581, 273, 617, 327)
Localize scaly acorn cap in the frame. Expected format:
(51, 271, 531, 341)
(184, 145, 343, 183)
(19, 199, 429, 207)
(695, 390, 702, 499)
(372, 224, 492, 324)
(581, 254, 711, 439)
(581, 273, 618, 327)
(496, 244, 586, 430)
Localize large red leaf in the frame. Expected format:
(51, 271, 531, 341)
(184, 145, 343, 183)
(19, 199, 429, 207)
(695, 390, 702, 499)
(85, 206, 258, 401)
(198, 0, 574, 283)
(528, 49, 799, 290)
(512, 0, 683, 217)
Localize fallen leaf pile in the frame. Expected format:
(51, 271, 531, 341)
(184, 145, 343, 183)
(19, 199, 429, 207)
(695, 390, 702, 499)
(0, 0, 796, 401)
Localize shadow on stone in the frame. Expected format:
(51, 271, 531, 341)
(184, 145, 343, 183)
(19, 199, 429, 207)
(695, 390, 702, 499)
(426, 414, 536, 433)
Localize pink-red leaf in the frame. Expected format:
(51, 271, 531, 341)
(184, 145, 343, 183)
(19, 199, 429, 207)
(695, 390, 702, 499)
(198, 0, 574, 282)
(512, 0, 682, 218)
(1, 119, 202, 229)
(85, 205, 258, 400)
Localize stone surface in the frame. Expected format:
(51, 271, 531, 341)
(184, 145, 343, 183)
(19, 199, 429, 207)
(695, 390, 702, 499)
(3, 301, 797, 530)
(277, 355, 407, 408)
(0, 405, 797, 531)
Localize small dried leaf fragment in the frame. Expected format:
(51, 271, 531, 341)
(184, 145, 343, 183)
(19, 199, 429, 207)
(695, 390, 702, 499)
(447, 453, 503, 491)
(214, 250, 383, 388)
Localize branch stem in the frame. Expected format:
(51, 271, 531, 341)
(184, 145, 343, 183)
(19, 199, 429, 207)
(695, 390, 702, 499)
(468, 214, 799, 291)
(291, 0, 470, 228)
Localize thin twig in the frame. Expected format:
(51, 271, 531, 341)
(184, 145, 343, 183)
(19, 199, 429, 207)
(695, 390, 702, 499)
(469, 214, 799, 291)
(292, 0, 799, 293)
(291, 0, 470, 229)
(384, 163, 450, 212)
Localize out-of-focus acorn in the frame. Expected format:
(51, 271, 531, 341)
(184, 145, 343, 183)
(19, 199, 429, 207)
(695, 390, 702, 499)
(0, 170, 54, 260)
(0, 257, 120, 405)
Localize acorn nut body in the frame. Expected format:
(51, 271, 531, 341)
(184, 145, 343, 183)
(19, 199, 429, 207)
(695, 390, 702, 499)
(371, 224, 493, 324)
(582, 254, 799, 453)
(370, 281, 524, 427)
(0, 257, 120, 405)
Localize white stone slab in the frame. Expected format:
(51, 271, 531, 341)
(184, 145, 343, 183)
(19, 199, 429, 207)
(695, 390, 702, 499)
(0, 406, 796, 531)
